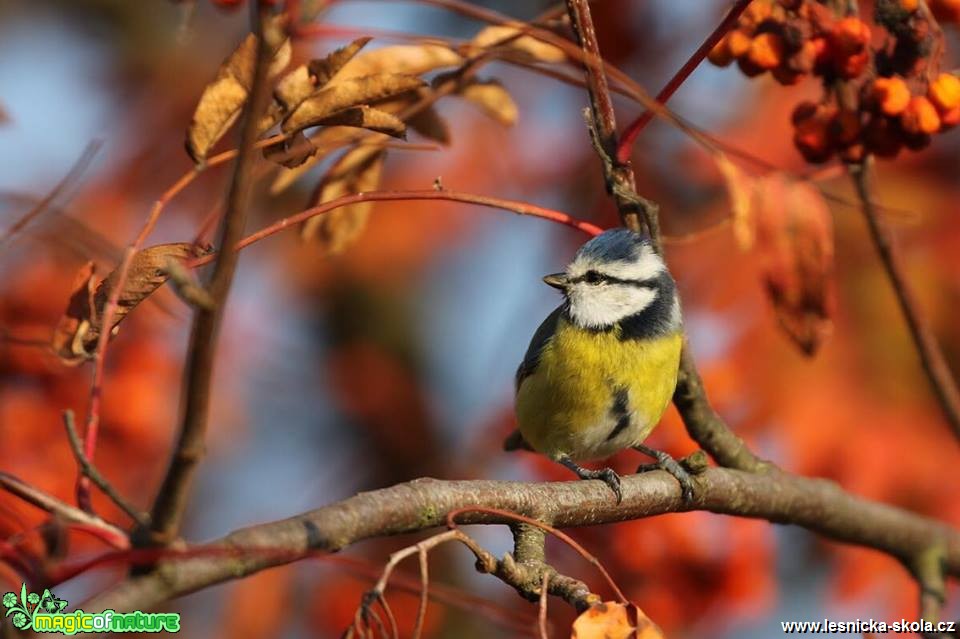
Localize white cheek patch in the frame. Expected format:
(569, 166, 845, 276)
(567, 284, 657, 329)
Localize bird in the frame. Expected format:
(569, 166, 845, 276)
(505, 227, 692, 503)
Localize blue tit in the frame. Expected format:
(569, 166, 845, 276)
(506, 227, 691, 503)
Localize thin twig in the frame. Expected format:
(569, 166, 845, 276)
(616, 0, 752, 162)
(0, 473, 129, 550)
(412, 549, 429, 639)
(62, 411, 150, 527)
(447, 506, 628, 604)
(850, 160, 960, 441)
(0, 140, 101, 249)
(538, 570, 551, 639)
(144, 4, 275, 546)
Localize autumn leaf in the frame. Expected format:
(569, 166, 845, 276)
(268, 127, 365, 194)
(571, 602, 665, 639)
(186, 19, 291, 163)
(301, 146, 385, 252)
(51, 243, 205, 364)
(307, 106, 406, 138)
(465, 25, 566, 64)
(714, 153, 755, 250)
(753, 175, 835, 355)
(328, 44, 463, 83)
(282, 74, 425, 135)
(458, 79, 518, 126)
(308, 37, 374, 87)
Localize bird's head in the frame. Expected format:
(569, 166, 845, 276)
(543, 228, 681, 332)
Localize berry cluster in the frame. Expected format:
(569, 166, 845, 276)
(709, 0, 959, 162)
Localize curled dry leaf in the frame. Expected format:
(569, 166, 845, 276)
(186, 18, 291, 164)
(308, 37, 374, 87)
(282, 74, 425, 135)
(163, 255, 215, 311)
(753, 174, 835, 356)
(309, 106, 406, 138)
(459, 79, 518, 126)
(263, 131, 318, 168)
(268, 127, 366, 194)
(52, 243, 206, 364)
(301, 146, 385, 252)
(329, 44, 463, 83)
(571, 602, 665, 639)
(714, 153, 755, 250)
(465, 25, 566, 64)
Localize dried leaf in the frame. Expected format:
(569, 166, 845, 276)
(302, 146, 385, 252)
(282, 74, 425, 134)
(753, 175, 835, 355)
(310, 106, 406, 138)
(263, 131, 318, 168)
(571, 602, 665, 639)
(329, 44, 463, 83)
(466, 25, 566, 64)
(163, 256, 215, 310)
(406, 104, 450, 144)
(714, 153, 755, 250)
(459, 79, 518, 126)
(308, 37, 373, 87)
(268, 127, 369, 194)
(186, 24, 291, 163)
(51, 243, 205, 364)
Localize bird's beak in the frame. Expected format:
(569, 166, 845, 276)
(542, 273, 568, 290)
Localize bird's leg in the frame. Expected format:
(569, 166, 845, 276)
(634, 444, 695, 503)
(558, 456, 622, 504)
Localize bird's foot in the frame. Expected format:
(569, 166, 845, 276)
(558, 456, 622, 504)
(634, 444, 695, 503)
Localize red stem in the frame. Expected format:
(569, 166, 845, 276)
(616, 0, 752, 163)
(189, 189, 602, 267)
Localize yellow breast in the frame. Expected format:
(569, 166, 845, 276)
(515, 317, 682, 461)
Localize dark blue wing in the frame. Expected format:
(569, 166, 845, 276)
(514, 305, 563, 392)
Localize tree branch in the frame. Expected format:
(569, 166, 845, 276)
(83, 468, 959, 614)
(850, 160, 960, 442)
(141, 5, 275, 546)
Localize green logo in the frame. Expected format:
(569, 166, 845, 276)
(3, 585, 181, 634)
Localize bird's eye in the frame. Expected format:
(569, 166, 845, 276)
(584, 270, 603, 284)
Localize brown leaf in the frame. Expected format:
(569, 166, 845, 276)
(309, 106, 406, 138)
(308, 37, 373, 87)
(301, 146, 385, 252)
(406, 104, 450, 144)
(186, 24, 291, 163)
(329, 44, 463, 83)
(753, 175, 835, 355)
(466, 25, 566, 64)
(268, 127, 370, 194)
(282, 74, 425, 134)
(714, 153, 755, 250)
(51, 243, 205, 364)
(260, 37, 374, 134)
(571, 602, 665, 639)
(263, 131, 318, 168)
(459, 79, 518, 126)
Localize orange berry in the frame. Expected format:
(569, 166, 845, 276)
(927, 73, 960, 112)
(840, 143, 866, 163)
(772, 66, 803, 85)
(791, 101, 819, 125)
(836, 50, 869, 79)
(748, 32, 786, 69)
(940, 106, 960, 129)
(831, 17, 871, 57)
(872, 76, 911, 116)
(900, 0, 919, 10)
(743, 0, 774, 28)
(793, 103, 836, 162)
(900, 96, 941, 134)
(727, 29, 753, 58)
(708, 34, 735, 66)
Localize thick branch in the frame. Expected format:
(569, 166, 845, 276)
(143, 6, 273, 545)
(84, 468, 959, 613)
(850, 161, 960, 442)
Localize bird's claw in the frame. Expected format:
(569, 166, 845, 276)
(634, 444, 696, 503)
(559, 456, 623, 504)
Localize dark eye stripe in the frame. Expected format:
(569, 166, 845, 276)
(568, 271, 658, 287)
